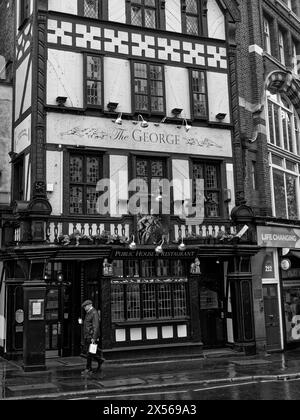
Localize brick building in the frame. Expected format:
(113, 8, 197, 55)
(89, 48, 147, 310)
(0, 0, 264, 371)
(237, 0, 300, 352)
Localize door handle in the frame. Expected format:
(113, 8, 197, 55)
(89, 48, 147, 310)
(269, 315, 274, 319)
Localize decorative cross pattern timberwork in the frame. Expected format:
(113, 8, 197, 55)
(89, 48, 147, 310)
(47, 18, 228, 70)
(16, 22, 32, 63)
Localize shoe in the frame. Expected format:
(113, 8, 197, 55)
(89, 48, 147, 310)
(81, 369, 92, 376)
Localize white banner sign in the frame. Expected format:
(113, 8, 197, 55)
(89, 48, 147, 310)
(47, 114, 232, 157)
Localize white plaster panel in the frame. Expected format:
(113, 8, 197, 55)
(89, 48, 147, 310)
(104, 58, 131, 113)
(47, 114, 233, 157)
(14, 114, 31, 154)
(109, 155, 129, 216)
(226, 163, 235, 215)
(166, 0, 182, 32)
(172, 159, 191, 205)
(22, 61, 32, 115)
(207, 72, 230, 123)
(165, 66, 190, 119)
(75, 25, 102, 50)
(109, 0, 126, 23)
(48, 0, 78, 15)
(131, 34, 156, 59)
(15, 54, 30, 120)
(47, 49, 83, 108)
(227, 319, 234, 343)
(46, 151, 63, 215)
(207, 0, 226, 40)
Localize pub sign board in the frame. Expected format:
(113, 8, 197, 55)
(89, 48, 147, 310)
(257, 226, 300, 249)
(110, 249, 198, 260)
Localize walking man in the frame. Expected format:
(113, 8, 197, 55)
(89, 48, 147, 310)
(81, 299, 104, 376)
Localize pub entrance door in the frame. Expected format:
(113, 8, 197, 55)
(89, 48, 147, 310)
(45, 286, 72, 358)
(199, 276, 226, 347)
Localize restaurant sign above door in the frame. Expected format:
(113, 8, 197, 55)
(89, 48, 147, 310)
(257, 226, 300, 248)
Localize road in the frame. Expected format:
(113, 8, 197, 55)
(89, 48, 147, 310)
(64, 377, 300, 400)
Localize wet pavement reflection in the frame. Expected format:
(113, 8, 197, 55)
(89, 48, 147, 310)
(1, 350, 300, 400)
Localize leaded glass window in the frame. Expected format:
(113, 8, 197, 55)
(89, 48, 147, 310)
(69, 154, 102, 215)
(192, 162, 221, 218)
(130, 0, 158, 29)
(133, 62, 164, 114)
(84, 0, 99, 18)
(136, 157, 165, 213)
(191, 70, 207, 119)
(182, 0, 202, 36)
(86, 55, 102, 107)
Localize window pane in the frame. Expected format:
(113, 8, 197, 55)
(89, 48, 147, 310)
(87, 56, 101, 79)
(186, 0, 198, 13)
(143, 284, 156, 320)
(145, 8, 156, 28)
(86, 157, 100, 184)
(141, 260, 155, 277)
(70, 156, 83, 183)
(151, 160, 163, 177)
(70, 186, 83, 214)
(268, 101, 275, 144)
(157, 260, 170, 277)
(273, 169, 287, 218)
(127, 285, 141, 320)
(186, 16, 199, 35)
(86, 187, 100, 215)
(111, 285, 125, 322)
(84, 0, 99, 18)
(124, 260, 140, 277)
(206, 165, 218, 189)
(158, 284, 172, 319)
(131, 6, 142, 26)
(174, 284, 187, 318)
(87, 81, 102, 105)
(286, 174, 298, 220)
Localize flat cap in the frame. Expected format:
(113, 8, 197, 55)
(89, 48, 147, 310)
(81, 300, 93, 308)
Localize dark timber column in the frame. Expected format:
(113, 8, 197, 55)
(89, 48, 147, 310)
(100, 277, 112, 353)
(189, 275, 202, 344)
(31, 5, 47, 200)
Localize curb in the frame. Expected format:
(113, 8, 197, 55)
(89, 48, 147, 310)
(3, 371, 300, 400)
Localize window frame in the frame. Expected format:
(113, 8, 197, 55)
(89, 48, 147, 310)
(263, 16, 272, 55)
(269, 153, 300, 220)
(181, 0, 205, 37)
(84, 53, 104, 109)
(111, 258, 189, 324)
(131, 61, 166, 116)
(191, 159, 223, 219)
(126, 0, 162, 29)
(189, 68, 208, 121)
(266, 92, 300, 156)
(278, 29, 286, 66)
(78, 0, 104, 19)
(134, 156, 167, 214)
(68, 152, 103, 216)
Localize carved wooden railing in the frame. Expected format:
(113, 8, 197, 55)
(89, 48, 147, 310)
(11, 216, 235, 245)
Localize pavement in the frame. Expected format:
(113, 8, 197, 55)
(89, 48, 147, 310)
(2, 348, 300, 400)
